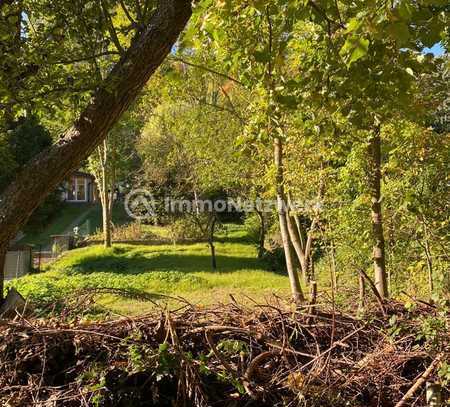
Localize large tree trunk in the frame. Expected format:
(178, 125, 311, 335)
(274, 137, 304, 302)
(368, 130, 388, 298)
(0, 0, 192, 292)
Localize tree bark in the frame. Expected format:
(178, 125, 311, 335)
(274, 137, 304, 302)
(286, 213, 307, 277)
(286, 192, 318, 282)
(255, 208, 265, 259)
(99, 139, 112, 248)
(102, 187, 112, 248)
(208, 215, 217, 270)
(368, 130, 388, 298)
(0, 0, 192, 266)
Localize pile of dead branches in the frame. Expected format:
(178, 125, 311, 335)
(0, 297, 448, 406)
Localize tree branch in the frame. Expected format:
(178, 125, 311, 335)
(119, 0, 137, 26)
(169, 56, 243, 86)
(101, 0, 126, 56)
(51, 51, 121, 65)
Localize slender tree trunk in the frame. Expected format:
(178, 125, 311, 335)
(255, 208, 265, 259)
(329, 239, 338, 290)
(0, 247, 6, 303)
(328, 241, 337, 300)
(193, 190, 200, 215)
(208, 215, 217, 270)
(102, 185, 112, 248)
(368, 130, 388, 298)
(287, 192, 306, 250)
(359, 273, 366, 311)
(274, 137, 304, 302)
(99, 141, 112, 248)
(309, 253, 315, 281)
(424, 240, 433, 295)
(0, 0, 192, 278)
(286, 213, 307, 276)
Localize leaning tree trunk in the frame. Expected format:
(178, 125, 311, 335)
(286, 193, 318, 282)
(0, 0, 192, 303)
(274, 137, 304, 302)
(368, 129, 388, 298)
(286, 214, 307, 279)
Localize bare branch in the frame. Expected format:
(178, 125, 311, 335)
(169, 56, 244, 86)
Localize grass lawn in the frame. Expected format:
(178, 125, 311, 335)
(18, 203, 96, 248)
(79, 202, 134, 236)
(8, 225, 291, 316)
(17, 202, 133, 248)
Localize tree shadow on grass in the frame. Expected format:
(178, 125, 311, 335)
(63, 251, 285, 276)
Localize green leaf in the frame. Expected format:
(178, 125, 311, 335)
(346, 18, 362, 33)
(253, 50, 270, 63)
(340, 36, 370, 66)
(387, 22, 410, 46)
(275, 94, 298, 108)
(349, 38, 369, 65)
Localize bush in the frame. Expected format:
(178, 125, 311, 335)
(89, 223, 156, 243)
(243, 213, 261, 245)
(167, 216, 204, 244)
(112, 223, 154, 241)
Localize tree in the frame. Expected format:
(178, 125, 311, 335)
(138, 83, 245, 269)
(88, 116, 140, 248)
(0, 0, 192, 302)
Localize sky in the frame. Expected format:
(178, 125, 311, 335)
(423, 43, 446, 56)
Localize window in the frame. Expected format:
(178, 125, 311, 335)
(67, 176, 87, 202)
(76, 177, 87, 201)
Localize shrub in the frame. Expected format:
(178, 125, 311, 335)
(90, 223, 156, 242)
(243, 214, 261, 245)
(167, 217, 204, 244)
